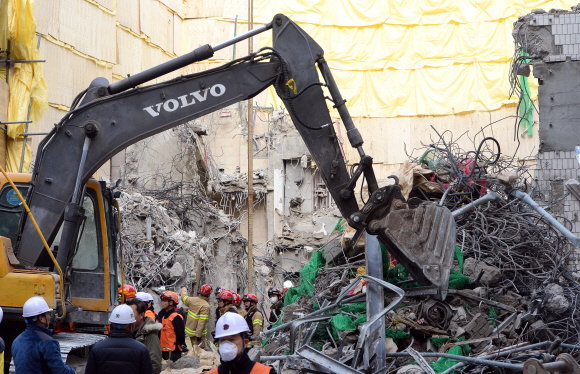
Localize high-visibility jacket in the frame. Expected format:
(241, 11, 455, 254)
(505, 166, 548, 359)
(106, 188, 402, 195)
(244, 305, 264, 337)
(145, 309, 156, 321)
(160, 311, 183, 353)
(180, 287, 210, 339)
(206, 353, 273, 374)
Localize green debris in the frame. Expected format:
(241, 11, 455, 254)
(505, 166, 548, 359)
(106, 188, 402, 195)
(284, 250, 326, 306)
(385, 328, 410, 341)
(430, 336, 450, 347)
(339, 302, 366, 314)
(429, 345, 464, 374)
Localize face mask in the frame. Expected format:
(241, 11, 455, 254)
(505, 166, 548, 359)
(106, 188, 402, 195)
(270, 297, 278, 303)
(219, 340, 239, 362)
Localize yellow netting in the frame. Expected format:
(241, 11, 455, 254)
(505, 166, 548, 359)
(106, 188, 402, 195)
(0, 0, 48, 172)
(254, 0, 578, 117)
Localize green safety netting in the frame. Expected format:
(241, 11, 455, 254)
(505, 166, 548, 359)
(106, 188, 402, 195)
(430, 345, 464, 374)
(284, 250, 326, 306)
(271, 219, 476, 353)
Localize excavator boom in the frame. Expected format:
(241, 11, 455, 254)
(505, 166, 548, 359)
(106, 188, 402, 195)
(14, 14, 455, 299)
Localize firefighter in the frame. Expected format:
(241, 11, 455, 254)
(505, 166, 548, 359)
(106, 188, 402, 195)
(233, 293, 246, 317)
(136, 291, 156, 321)
(118, 284, 137, 303)
(157, 291, 185, 362)
(180, 284, 211, 349)
(268, 288, 284, 328)
(242, 293, 264, 343)
(12, 297, 76, 374)
(208, 313, 276, 374)
(216, 289, 238, 320)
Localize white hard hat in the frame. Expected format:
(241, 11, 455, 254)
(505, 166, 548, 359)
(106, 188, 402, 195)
(109, 304, 136, 324)
(214, 312, 250, 339)
(23, 296, 53, 318)
(136, 292, 153, 302)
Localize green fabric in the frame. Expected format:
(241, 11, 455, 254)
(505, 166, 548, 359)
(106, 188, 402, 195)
(284, 251, 326, 306)
(488, 306, 498, 328)
(430, 337, 450, 348)
(454, 246, 464, 273)
(354, 315, 367, 326)
(430, 345, 464, 374)
(339, 302, 366, 314)
(385, 329, 410, 341)
(518, 51, 533, 136)
(448, 269, 471, 290)
(331, 314, 356, 333)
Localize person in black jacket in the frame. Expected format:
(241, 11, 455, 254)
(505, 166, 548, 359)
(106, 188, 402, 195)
(267, 288, 284, 328)
(85, 304, 153, 374)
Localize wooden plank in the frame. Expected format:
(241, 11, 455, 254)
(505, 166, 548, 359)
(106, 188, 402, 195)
(184, 0, 226, 18)
(222, 0, 248, 21)
(160, 0, 184, 18)
(95, 0, 115, 12)
(116, 0, 140, 33)
(183, 19, 239, 60)
(0, 79, 8, 168)
(59, 0, 116, 63)
(173, 14, 182, 55)
(140, 0, 158, 45)
(41, 40, 74, 107)
(112, 27, 143, 78)
(34, 0, 60, 37)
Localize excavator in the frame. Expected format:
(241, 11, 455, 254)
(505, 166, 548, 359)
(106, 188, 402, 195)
(0, 14, 455, 371)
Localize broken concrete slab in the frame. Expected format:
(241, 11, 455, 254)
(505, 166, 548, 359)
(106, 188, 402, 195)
(463, 258, 501, 286)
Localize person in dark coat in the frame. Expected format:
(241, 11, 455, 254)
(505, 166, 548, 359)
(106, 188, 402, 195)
(85, 304, 153, 374)
(12, 297, 75, 374)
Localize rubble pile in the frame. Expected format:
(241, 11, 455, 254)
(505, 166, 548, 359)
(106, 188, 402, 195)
(256, 132, 580, 374)
(118, 186, 244, 293)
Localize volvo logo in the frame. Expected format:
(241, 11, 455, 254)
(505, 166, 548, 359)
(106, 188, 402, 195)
(143, 84, 226, 117)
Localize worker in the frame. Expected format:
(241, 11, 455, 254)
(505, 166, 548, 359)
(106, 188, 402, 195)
(126, 298, 162, 374)
(233, 293, 246, 317)
(11, 296, 76, 374)
(0, 307, 4, 374)
(85, 304, 153, 374)
(119, 284, 137, 302)
(268, 288, 284, 328)
(180, 284, 211, 349)
(208, 312, 276, 374)
(242, 293, 264, 343)
(157, 291, 185, 362)
(136, 291, 157, 321)
(217, 289, 238, 320)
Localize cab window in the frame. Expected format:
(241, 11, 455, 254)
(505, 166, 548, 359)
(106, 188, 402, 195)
(51, 194, 100, 270)
(0, 185, 29, 245)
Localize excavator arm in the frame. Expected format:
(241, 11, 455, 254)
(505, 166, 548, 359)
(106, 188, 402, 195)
(14, 14, 455, 299)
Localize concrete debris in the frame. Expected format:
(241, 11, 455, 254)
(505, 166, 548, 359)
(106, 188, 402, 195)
(257, 124, 580, 373)
(463, 257, 502, 286)
(544, 283, 570, 314)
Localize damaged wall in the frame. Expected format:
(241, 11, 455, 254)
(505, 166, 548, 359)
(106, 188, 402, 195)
(513, 7, 580, 243)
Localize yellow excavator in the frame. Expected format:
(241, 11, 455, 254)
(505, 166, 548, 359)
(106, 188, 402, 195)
(0, 14, 456, 371)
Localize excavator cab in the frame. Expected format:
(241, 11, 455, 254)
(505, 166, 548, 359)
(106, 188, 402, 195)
(0, 174, 119, 323)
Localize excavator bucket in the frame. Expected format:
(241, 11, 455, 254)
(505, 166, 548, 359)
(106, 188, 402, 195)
(377, 204, 456, 299)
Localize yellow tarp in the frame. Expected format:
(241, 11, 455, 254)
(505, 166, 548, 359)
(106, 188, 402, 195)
(254, 0, 577, 117)
(0, 0, 48, 172)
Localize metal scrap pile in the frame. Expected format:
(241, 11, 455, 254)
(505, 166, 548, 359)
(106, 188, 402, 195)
(257, 131, 580, 374)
